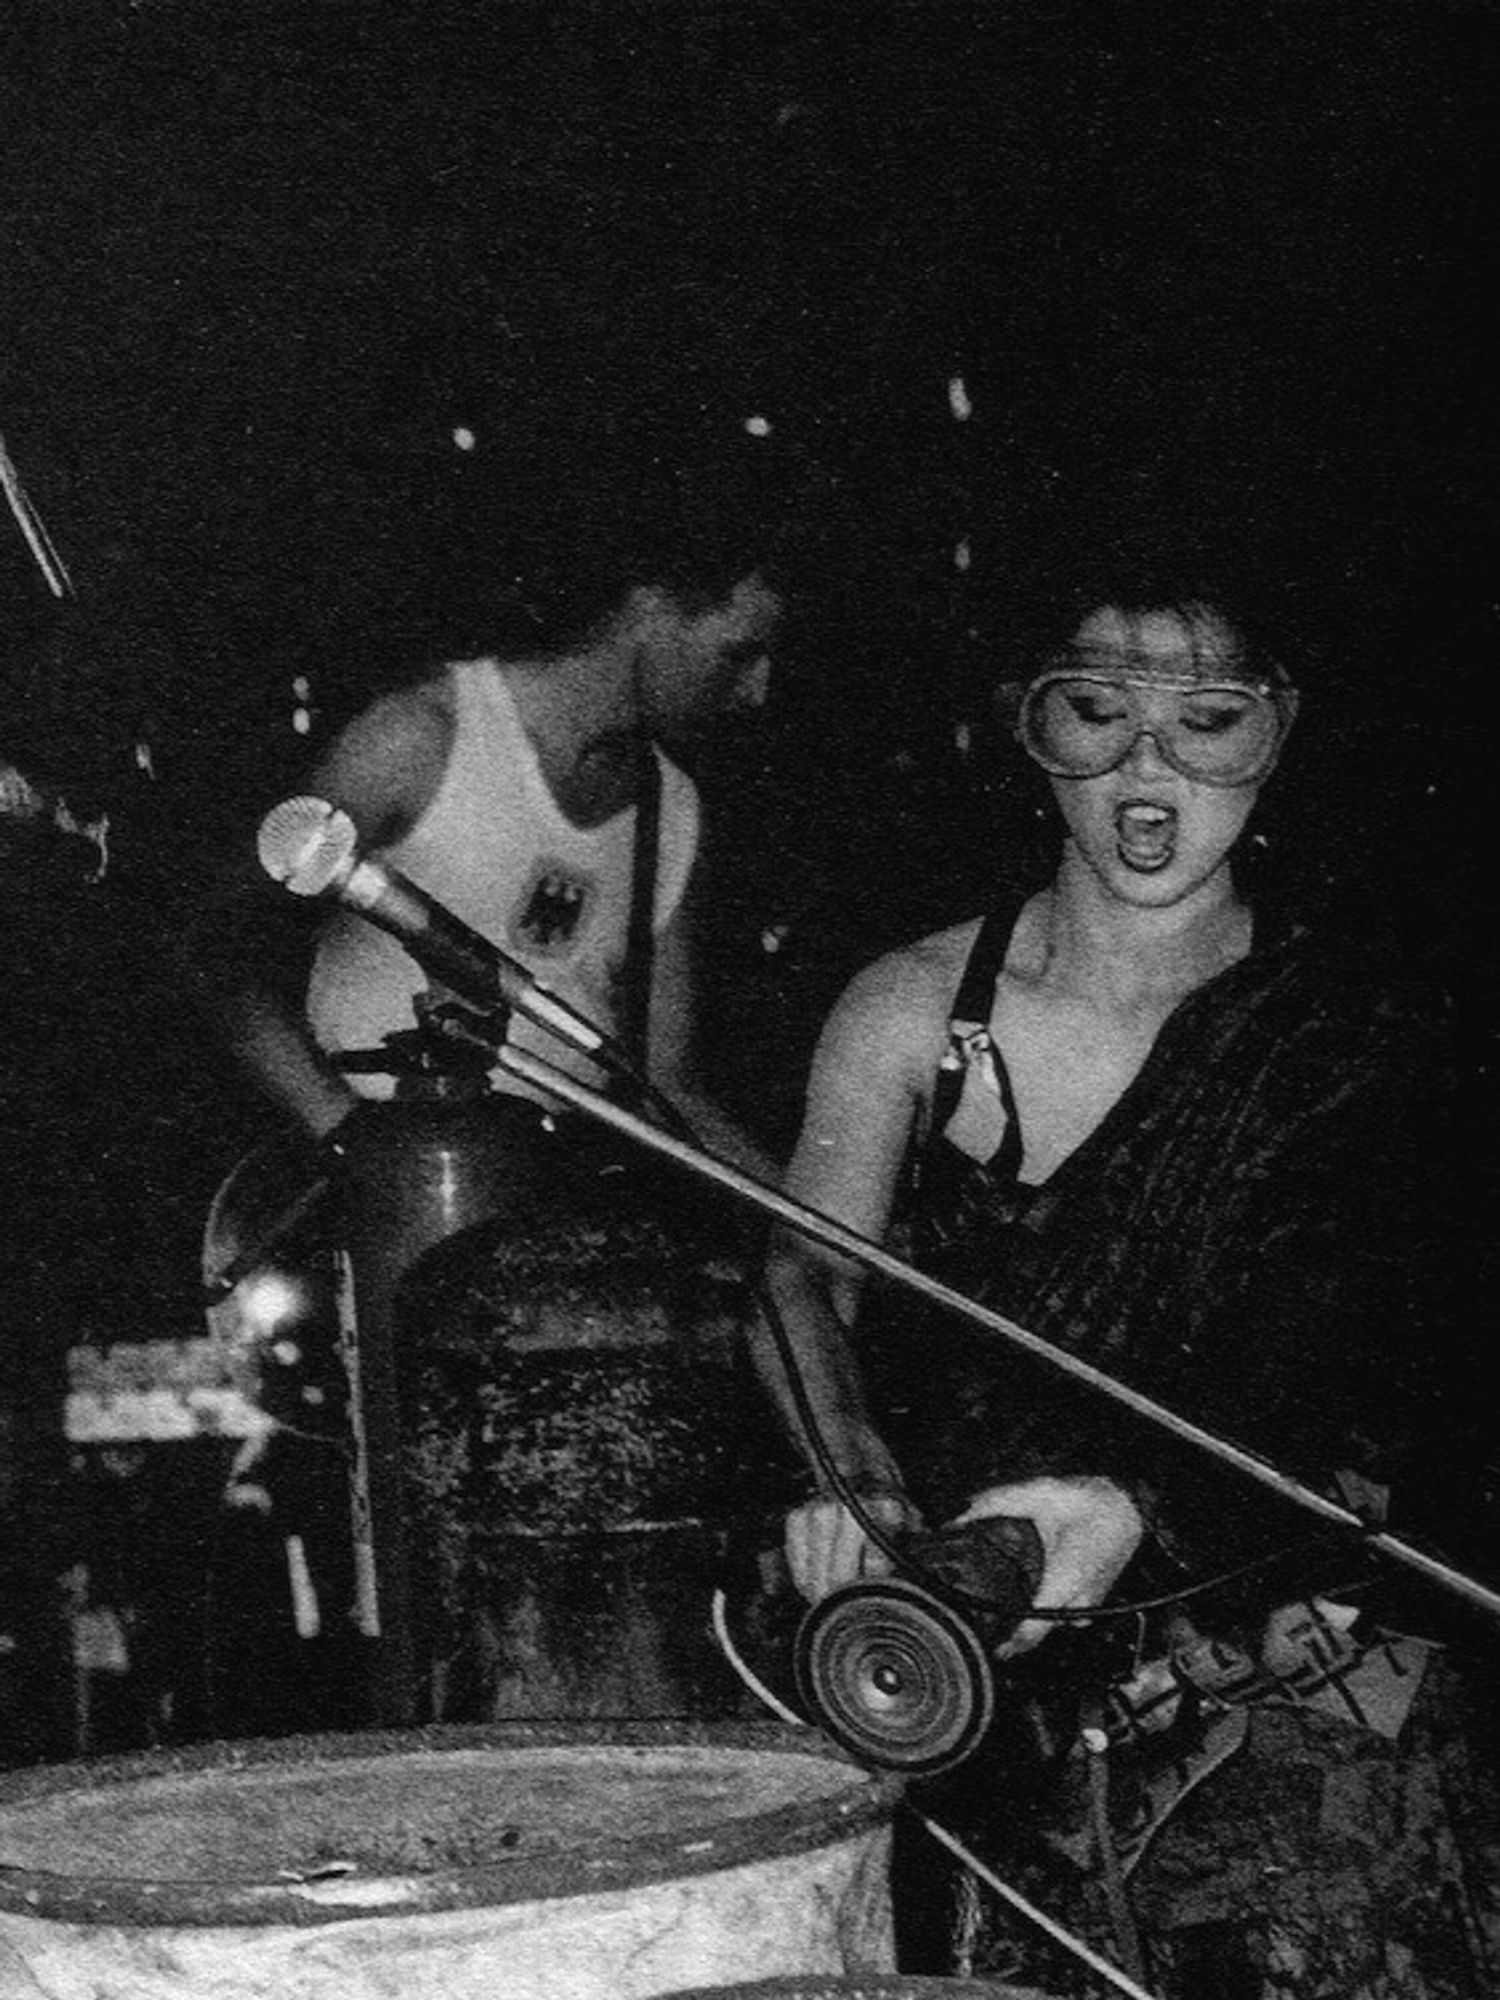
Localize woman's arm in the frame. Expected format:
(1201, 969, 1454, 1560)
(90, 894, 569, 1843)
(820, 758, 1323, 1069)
(750, 938, 958, 1599)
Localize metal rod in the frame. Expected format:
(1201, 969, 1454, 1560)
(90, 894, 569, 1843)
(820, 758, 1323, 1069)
(916, 1812, 1164, 2000)
(0, 431, 73, 598)
(497, 1043, 1500, 1623)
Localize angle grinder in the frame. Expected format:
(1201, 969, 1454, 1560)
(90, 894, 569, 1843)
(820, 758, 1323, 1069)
(793, 1513, 1045, 1777)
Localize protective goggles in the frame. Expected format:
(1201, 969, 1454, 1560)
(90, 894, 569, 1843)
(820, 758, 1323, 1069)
(1016, 669, 1294, 787)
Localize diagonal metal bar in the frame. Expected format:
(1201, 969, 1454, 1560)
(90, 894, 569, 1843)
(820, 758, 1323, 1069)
(0, 430, 74, 599)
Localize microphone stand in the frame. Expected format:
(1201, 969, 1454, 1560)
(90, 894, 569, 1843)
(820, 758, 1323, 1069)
(493, 1041, 1500, 1627)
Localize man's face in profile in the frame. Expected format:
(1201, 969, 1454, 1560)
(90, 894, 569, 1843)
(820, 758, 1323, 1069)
(648, 572, 782, 749)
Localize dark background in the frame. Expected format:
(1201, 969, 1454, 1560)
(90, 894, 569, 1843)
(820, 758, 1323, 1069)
(0, 0, 1495, 1749)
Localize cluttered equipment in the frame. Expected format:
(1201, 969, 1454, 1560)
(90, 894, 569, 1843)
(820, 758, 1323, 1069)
(6, 790, 1495, 2000)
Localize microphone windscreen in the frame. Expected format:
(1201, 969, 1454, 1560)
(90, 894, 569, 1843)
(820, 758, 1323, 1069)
(257, 795, 358, 896)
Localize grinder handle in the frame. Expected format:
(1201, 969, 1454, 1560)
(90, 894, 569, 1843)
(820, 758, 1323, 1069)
(897, 1514, 1045, 1643)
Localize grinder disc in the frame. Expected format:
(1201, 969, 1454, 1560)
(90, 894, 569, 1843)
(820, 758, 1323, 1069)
(794, 1577, 997, 1777)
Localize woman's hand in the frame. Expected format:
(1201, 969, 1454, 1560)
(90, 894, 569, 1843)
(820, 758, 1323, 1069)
(784, 1489, 922, 1605)
(952, 1475, 1144, 1656)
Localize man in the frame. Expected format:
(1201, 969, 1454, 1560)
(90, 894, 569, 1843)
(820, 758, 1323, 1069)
(213, 392, 790, 1182)
(188, 388, 795, 1731)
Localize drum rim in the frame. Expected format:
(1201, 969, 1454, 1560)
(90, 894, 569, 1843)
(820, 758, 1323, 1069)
(0, 1719, 903, 1929)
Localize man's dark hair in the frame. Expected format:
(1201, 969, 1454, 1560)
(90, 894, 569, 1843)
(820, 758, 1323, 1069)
(366, 318, 809, 658)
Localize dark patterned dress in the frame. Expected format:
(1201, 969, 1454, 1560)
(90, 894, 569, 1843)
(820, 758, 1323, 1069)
(865, 888, 1499, 2000)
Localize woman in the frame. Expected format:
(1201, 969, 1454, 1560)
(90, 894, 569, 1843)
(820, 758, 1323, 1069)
(752, 575, 1496, 1996)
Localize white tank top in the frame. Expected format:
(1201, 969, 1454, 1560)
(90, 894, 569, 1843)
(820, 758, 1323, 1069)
(306, 660, 699, 1100)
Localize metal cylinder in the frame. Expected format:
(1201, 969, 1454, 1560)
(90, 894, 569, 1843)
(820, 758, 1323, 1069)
(397, 1138, 784, 1722)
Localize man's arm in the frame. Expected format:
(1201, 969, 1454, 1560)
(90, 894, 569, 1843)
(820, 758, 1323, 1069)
(189, 685, 453, 1139)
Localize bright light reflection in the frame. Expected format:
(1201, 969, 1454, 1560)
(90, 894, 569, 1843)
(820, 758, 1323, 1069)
(236, 1270, 310, 1339)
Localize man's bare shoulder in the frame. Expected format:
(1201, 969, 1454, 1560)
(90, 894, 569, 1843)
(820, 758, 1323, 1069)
(326, 675, 456, 761)
(310, 674, 458, 844)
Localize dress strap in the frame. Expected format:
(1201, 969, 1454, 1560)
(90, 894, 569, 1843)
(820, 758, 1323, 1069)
(951, 902, 1021, 1028)
(931, 894, 1030, 1176)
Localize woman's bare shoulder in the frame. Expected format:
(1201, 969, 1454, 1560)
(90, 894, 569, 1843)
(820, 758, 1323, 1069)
(822, 919, 984, 1067)
(852, 918, 982, 1003)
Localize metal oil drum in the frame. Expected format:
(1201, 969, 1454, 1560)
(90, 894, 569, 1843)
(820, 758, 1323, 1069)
(0, 1720, 901, 1999)
(394, 1124, 788, 1723)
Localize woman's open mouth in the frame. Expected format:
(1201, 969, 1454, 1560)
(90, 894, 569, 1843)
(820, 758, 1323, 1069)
(1115, 800, 1177, 872)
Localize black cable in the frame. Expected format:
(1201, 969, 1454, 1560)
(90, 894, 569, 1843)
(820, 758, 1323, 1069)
(401, 1002, 1400, 1629)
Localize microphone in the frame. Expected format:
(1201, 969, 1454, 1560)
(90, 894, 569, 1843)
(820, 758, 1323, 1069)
(256, 795, 612, 1063)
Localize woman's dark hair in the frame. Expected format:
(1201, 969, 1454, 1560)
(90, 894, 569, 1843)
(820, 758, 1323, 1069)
(958, 457, 1324, 707)
(998, 559, 1302, 701)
